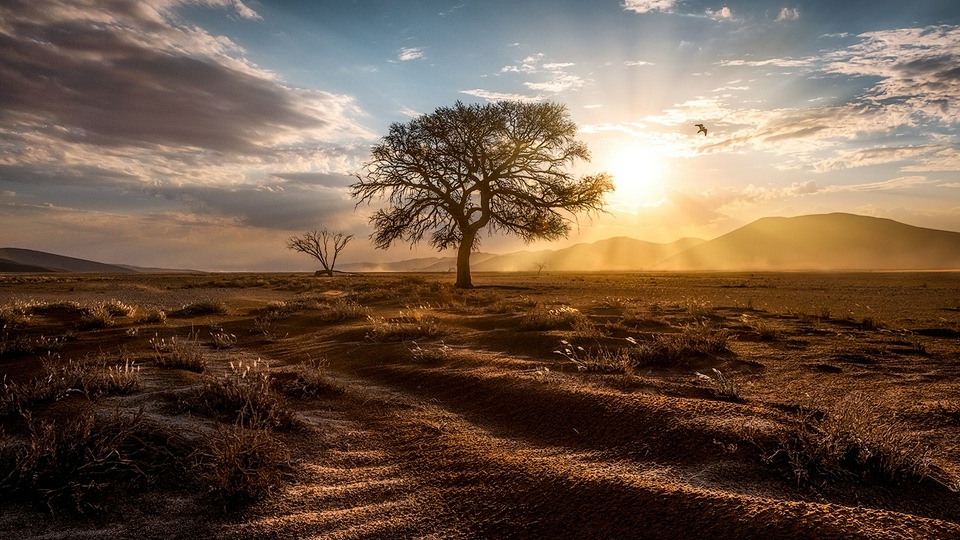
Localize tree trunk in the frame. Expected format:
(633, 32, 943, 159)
(455, 231, 475, 288)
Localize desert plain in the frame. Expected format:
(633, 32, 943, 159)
(0, 271, 958, 539)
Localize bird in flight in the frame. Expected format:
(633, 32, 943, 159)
(695, 124, 708, 136)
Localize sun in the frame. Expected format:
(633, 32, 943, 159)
(605, 143, 668, 213)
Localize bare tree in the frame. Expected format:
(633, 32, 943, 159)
(286, 228, 353, 276)
(351, 100, 613, 288)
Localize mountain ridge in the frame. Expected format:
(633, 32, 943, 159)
(4, 213, 960, 273)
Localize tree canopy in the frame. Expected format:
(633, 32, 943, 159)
(351, 100, 613, 288)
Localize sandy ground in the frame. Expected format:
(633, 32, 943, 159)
(0, 272, 958, 539)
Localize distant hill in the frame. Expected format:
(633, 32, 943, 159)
(657, 213, 960, 271)
(340, 237, 704, 273)
(0, 248, 136, 273)
(473, 237, 704, 272)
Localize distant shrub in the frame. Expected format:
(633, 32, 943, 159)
(519, 305, 586, 331)
(364, 308, 445, 342)
(137, 308, 167, 324)
(315, 298, 370, 322)
(77, 303, 116, 329)
(170, 299, 228, 318)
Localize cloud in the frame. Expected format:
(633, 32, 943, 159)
(0, 0, 371, 159)
(398, 47, 424, 61)
(823, 26, 960, 125)
(813, 146, 941, 173)
(624, 60, 656, 67)
(459, 89, 543, 102)
(776, 7, 799, 22)
(706, 6, 735, 21)
(622, 0, 677, 14)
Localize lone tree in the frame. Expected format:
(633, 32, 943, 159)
(351, 100, 613, 288)
(286, 228, 353, 276)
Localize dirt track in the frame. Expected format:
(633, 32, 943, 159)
(1, 272, 959, 539)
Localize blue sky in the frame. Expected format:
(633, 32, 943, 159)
(1, 0, 958, 270)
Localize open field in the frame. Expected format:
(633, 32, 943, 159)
(1, 271, 958, 539)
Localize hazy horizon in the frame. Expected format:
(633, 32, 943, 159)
(2, 1, 959, 271)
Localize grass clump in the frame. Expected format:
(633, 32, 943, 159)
(281, 358, 343, 399)
(695, 368, 743, 402)
(519, 305, 586, 331)
(170, 299, 229, 318)
(176, 359, 298, 430)
(150, 334, 206, 372)
(408, 340, 451, 362)
(0, 408, 186, 513)
(1, 355, 141, 416)
(137, 308, 167, 324)
(364, 308, 445, 342)
(554, 340, 635, 373)
(315, 298, 370, 322)
(200, 422, 288, 511)
(774, 393, 931, 486)
(626, 325, 732, 367)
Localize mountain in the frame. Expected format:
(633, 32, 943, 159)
(339, 253, 498, 273)
(474, 237, 704, 272)
(657, 213, 960, 271)
(340, 237, 704, 273)
(0, 248, 136, 273)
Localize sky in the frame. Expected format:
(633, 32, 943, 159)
(1, 0, 958, 271)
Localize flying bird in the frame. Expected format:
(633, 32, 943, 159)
(695, 124, 708, 136)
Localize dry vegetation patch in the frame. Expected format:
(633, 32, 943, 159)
(0, 272, 959, 537)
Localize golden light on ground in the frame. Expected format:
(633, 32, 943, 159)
(605, 142, 668, 213)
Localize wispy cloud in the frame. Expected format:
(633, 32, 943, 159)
(459, 89, 542, 102)
(398, 47, 425, 61)
(621, 0, 677, 14)
(776, 7, 800, 22)
(813, 146, 942, 173)
(706, 6, 735, 21)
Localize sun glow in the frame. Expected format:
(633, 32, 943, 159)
(606, 144, 668, 213)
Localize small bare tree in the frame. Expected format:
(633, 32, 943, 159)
(286, 229, 353, 276)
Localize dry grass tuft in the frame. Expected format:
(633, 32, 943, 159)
(0, 407, 187, 513)
(518, 305, 586, 331)
(150, 334, 206, 372)
(774, 393, 931, 486)
(175, 359, 298, 430)
(200, 422, 288, 511)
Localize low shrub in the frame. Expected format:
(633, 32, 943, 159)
(200, 422, 288, 511)
(0, 408, 187, 513)
(626, 325, 731, 366)
(695, 368, 743, 402)
(176, 359, 298, 430)
(150, 334, 206, 372)
(774, 393, 931, 486)
(1, 355, 141, 416)
(281, 358, 343, 399)
(408, 340, 451, 362)
(315, 298, 370, 322)
(170, 299, 229, 318)
(518, 305, 586, 331)
(364, 309, 445, 342)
